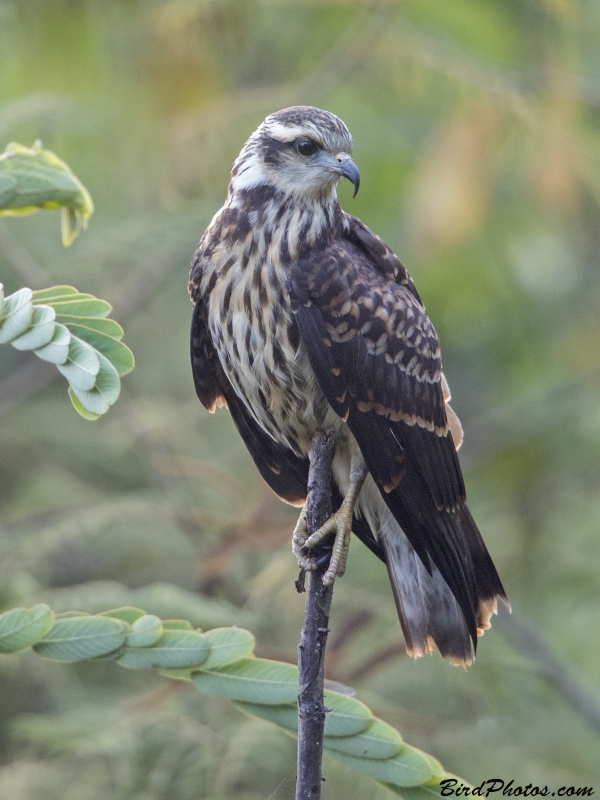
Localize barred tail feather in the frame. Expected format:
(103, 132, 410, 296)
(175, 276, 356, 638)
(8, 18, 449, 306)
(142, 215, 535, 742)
(380, 525, 474, 665)
(357, 481, 506, 666)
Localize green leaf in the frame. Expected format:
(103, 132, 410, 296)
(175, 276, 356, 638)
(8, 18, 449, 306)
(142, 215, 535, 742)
(0, 170, 64, 209)
(34, 322, 70, 365)
(381, 775, 456, 799)
(61, 322, 134, 376)
(57, 336, 100, 392)
(118, 629, 209, 669)
(192, 657, 299, 705)
(10, 304, 56, 350)
(62, 206, 78, 247)
(322, 690, 373, 737)
(413, 749, 445, 780)
(162, 619, 194, 630)
(0, 172, 17, 206)
(324, 718, 403, 760)
(236, 701, 298, 732)
(159, 667, 195, 681)
(0, 287, 33, 343)
(68, 388, 100, 420)
(54, 611, 92, 618)
(330, 745, 432, 788)
(33, 615, 128, 661)
(98, 607, 146, 624)
(69, 350, 120, 415)
(55, 314, 124, 339)
(31, 285, 80, 303)
(48, 297, 112, 318)
(0, 141, 93, 245)
(0, 604, 54, 653)
(125, 615, 164, 647)
(201, 627, 256, 670)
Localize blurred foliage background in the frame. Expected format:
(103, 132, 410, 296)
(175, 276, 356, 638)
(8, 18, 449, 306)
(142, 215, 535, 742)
(1, 0, 600, 797)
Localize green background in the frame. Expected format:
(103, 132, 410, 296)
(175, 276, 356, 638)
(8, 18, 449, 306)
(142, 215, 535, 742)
(1, 1, 600, 797)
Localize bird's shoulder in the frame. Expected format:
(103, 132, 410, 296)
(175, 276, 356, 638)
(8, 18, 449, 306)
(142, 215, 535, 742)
(292, 212, 440, 378)
(189, 186, 282, 302)
(341, 213, 422, 303)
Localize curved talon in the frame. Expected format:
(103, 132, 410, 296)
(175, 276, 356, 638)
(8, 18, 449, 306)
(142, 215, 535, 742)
(315, 549, 334, 568)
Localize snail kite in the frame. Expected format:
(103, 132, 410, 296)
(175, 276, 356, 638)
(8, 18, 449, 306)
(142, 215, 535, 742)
(189, 106, 507, 665)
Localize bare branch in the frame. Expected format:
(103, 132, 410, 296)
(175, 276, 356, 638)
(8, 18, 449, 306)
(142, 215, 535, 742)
(296, 430, 335, 800)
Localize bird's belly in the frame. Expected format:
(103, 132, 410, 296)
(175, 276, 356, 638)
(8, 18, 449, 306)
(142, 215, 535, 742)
(208, 271, 337, 454)
(229, 347, 330, 454)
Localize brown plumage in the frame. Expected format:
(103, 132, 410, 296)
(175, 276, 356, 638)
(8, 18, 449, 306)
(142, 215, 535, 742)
(189, 105, 507, 665)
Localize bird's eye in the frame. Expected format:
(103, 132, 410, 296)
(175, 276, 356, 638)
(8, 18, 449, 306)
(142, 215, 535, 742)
(296, 139, 318, 156)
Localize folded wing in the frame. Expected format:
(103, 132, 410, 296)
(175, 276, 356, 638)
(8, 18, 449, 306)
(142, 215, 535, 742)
(291, 216, 506, 655)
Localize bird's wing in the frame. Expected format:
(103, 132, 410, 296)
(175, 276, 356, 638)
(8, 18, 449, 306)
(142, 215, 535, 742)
(291, 227, 504, 641)
(190, 295, 228, 414)
(291, 235, 464, 511)
(346, 214, 465, 448)
(190, 297, 309, 506)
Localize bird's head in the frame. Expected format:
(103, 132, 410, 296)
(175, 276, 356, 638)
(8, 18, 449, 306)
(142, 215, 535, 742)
(230, 106, 360, 201)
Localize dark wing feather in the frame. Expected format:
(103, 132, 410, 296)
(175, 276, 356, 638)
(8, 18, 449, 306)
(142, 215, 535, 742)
(191, 299, 227, 413)
(191, 299, 309, 506)
(225, 389, 309, 505)
(344, 214, 423, 304)
(291, 231, 505, 646)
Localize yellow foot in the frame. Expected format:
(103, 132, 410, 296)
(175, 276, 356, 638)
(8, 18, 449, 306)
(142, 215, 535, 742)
(292, 503, 351, 584)
(304, 502, 354, 586)
(292, 461, 367, 586)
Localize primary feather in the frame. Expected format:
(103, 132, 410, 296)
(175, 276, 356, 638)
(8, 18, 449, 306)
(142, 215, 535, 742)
(189, 105, 507, 665)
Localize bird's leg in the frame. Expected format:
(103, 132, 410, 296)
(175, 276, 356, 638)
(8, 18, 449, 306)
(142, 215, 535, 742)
(318, 463, 367, 585)
(292, 459, 368, 586)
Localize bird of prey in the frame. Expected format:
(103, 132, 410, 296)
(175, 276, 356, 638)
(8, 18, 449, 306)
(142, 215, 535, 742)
(189, 106, 507, 665)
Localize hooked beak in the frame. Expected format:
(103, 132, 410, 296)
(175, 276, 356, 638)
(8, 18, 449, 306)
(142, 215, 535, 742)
(335, 153, 360, 197)
(316, 150, 360, 197)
